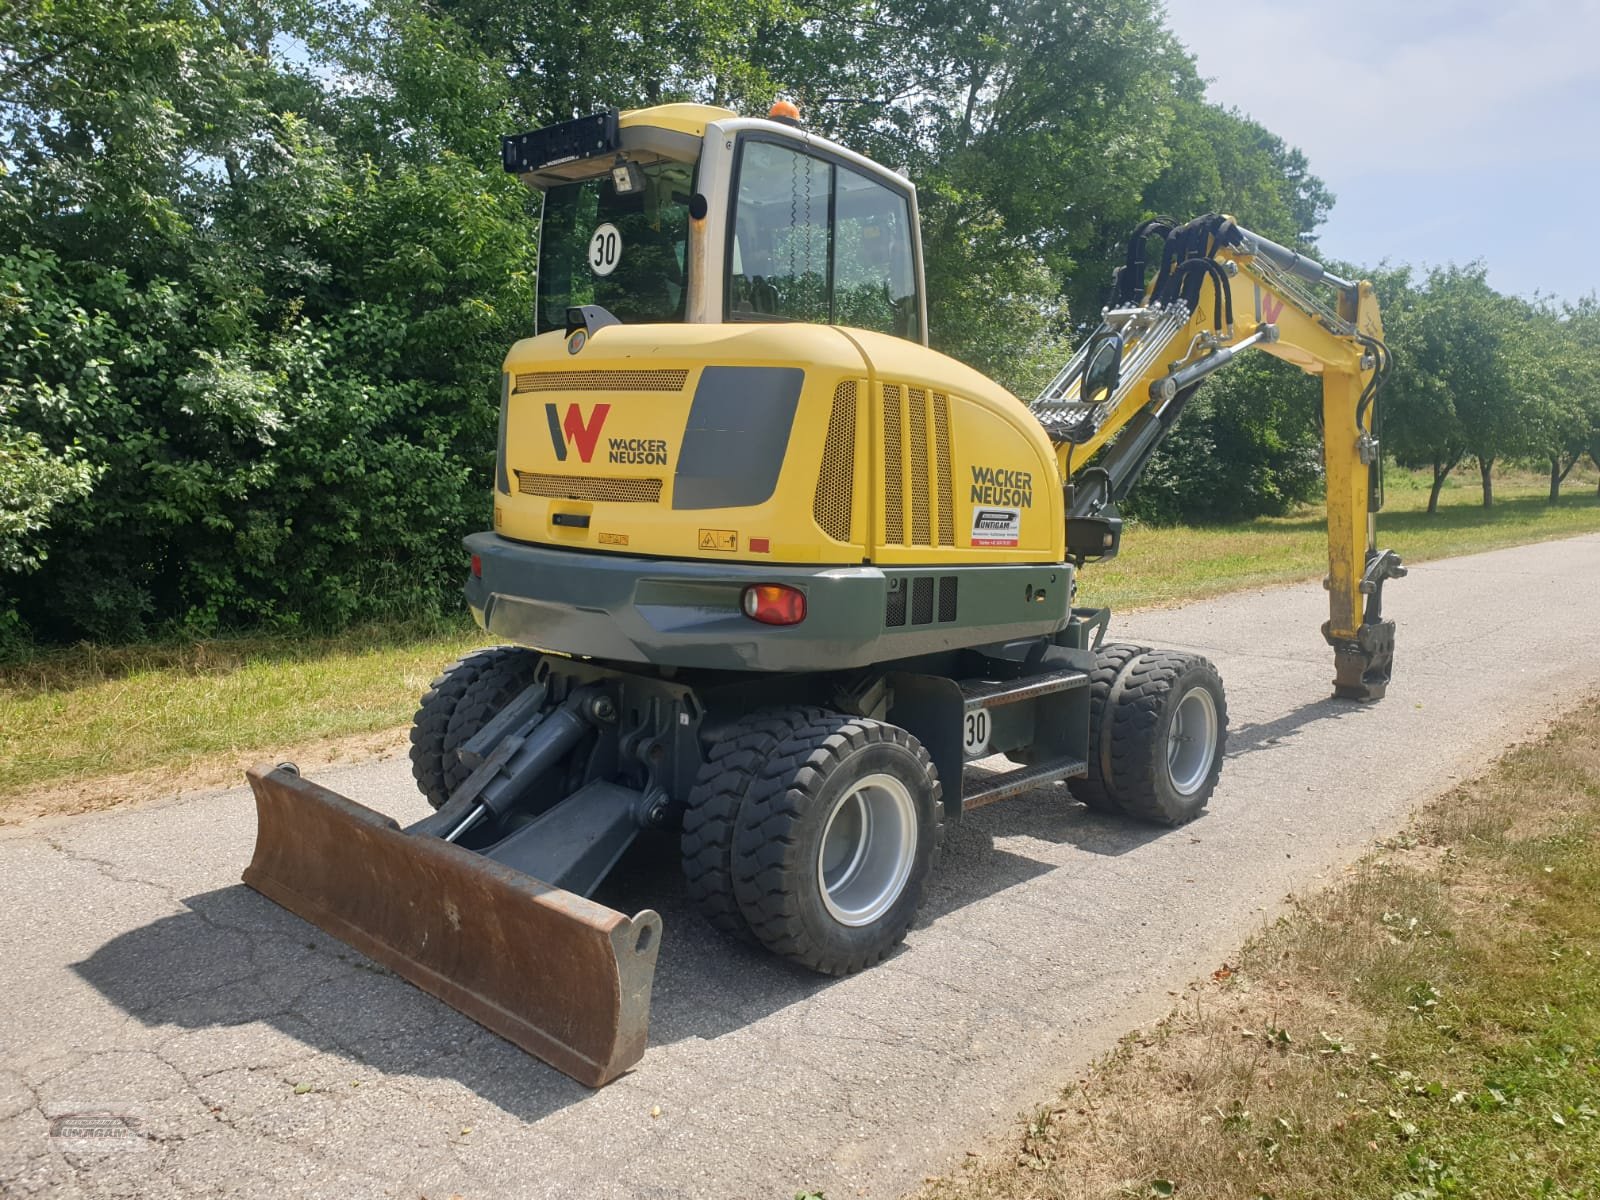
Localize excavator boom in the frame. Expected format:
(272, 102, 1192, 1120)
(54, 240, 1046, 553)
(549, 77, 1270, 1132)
(1031, 215, 1404, 699)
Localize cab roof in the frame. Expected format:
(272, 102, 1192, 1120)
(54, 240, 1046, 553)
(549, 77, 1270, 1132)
(618, 104, 737, 138)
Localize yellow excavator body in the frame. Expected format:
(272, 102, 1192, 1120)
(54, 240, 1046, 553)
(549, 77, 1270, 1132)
(496, 323, 1063, 566)
(243, 102, 1402, 1087)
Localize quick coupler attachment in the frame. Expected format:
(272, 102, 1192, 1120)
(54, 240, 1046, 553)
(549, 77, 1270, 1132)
(243, 764, 662, 1086)
(1324, 618, 1397, 702)
(1325, 547, 1405, 701)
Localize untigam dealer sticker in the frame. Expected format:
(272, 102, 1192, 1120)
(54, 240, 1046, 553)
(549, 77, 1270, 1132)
(971, 507, 1021, 547)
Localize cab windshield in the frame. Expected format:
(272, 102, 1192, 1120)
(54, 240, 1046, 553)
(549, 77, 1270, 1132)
(536, 160, 695, 331)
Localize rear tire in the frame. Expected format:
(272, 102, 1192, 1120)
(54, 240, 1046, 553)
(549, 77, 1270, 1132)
(731, 716, 942, 975)
(1105, 650, 1228, 826)
(680, 707, 828, 938)
(408, 646, 534, 809)
(1067, 642, 1150, 814)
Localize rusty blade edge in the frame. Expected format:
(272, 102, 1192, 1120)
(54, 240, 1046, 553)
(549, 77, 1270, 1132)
(242, 765, 663, 1088)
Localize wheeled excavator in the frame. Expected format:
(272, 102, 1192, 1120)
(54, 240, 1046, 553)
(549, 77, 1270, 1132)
(242, 102, 1404, 1087)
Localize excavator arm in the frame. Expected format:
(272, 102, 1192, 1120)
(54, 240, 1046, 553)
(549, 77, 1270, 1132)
(1032, 215, 1405, 700)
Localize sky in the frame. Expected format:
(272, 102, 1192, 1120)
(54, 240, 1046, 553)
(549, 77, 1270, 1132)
(1159, 0, 1599, 303)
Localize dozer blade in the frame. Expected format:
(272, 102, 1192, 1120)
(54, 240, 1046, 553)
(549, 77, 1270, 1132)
(242, 764, 662, 1087)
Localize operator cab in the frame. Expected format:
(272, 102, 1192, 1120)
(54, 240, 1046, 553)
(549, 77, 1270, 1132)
(503, 103, 927, 344)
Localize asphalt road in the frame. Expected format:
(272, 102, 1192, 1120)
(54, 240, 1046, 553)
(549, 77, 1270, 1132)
(4, 535, 1598, 1200)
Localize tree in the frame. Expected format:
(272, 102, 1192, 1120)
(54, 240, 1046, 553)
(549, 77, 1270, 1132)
(1560, 296, 1600, 498)
(1122, 355, 1323, 524)
(1375, 267, 1463, 514)
(1520, 301, 1598, 504)
(1401, 265, 1524, 509)
(1, 0, 535, 641)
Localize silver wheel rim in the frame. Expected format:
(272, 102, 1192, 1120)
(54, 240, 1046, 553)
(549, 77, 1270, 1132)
(816, 773, 917, 927)
(1167, 685, 1219, 796)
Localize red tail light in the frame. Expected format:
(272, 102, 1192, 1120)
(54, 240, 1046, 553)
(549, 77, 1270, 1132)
(741, 584, 806, 626)
(471, 554, 483, 578)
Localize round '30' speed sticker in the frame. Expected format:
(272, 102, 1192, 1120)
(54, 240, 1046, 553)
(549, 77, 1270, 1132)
(587, 223, 622, 276)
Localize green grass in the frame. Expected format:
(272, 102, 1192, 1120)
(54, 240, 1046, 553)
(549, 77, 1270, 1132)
(2, 465, 1597, 815)
(1081, 462, 1600, 611)
(920, 699, 1600, 1200)
(0, 618, 488, 815)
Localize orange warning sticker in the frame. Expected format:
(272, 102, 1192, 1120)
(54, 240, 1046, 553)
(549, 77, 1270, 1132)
(698, 529, 738, 552)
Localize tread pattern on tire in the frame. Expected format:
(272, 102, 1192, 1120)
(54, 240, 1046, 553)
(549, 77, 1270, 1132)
(441, 652, 540, 795)
(408, 646, 533, 809)
(1107, 649, 1228, 826)
(731, 715, 944, 975)
(680, 706, 829, 937)
(1067, 641, 1150, 813)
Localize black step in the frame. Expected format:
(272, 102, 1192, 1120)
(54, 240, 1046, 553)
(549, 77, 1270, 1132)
(962, 756, 1087, 810)
(959, 667, 1089, 713)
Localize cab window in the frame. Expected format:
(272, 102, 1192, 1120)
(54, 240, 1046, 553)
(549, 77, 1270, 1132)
(728, 139, 921, 341)
(537, 159, 695, 331)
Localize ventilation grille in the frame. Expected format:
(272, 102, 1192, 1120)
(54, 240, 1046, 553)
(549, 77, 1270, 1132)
(885, 575, 960, 628)
(514, 369, 688, 393)
(515, 471, 662, 503)
(909, 387, 931, 544)
(933, 392, 955, 546)
(813, 380, 857, 542)
(883, 383, 904, 542)
(886, 583, 907, 628)
(881, 383, 956, 547)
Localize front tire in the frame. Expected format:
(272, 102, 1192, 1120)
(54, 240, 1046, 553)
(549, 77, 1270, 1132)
(1105, 650, 1228, 826)
(680, 706, 828, 939)
(1067, 642, 1150, 814)
(731, 716, 943, 975)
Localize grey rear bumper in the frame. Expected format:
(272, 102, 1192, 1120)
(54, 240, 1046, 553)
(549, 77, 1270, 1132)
(464, 533, 1074, 672)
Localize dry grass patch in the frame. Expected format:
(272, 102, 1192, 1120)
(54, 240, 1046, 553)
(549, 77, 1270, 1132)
(919, 698, 1600, 1200)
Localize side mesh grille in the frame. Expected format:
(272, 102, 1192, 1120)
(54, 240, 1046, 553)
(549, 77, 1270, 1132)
(908, 387, 931, 545)
(515, 471, 662, 503)
(881, 383, 955, 548)
(813, 380, 857, 542)
(885, 575, 960, 628)
(883, 384, 905, 542)
(885, 581, 907, 628)
(933, 392, 955, 546)
(514, 369, 688, 393)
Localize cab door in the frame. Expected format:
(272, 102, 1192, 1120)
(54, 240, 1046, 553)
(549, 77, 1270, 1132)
(723, 134, 924, 344)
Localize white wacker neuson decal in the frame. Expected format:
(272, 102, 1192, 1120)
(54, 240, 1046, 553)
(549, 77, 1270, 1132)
(587, 223, 622, 276)
(970, 506, 1021, 547)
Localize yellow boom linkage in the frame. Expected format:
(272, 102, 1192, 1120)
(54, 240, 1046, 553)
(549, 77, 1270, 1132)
(1032, 215, 1404, 698)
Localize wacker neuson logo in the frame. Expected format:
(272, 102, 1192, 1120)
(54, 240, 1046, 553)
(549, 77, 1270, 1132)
(545, 402, 610, 463)
(546, 403, 669, 466)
